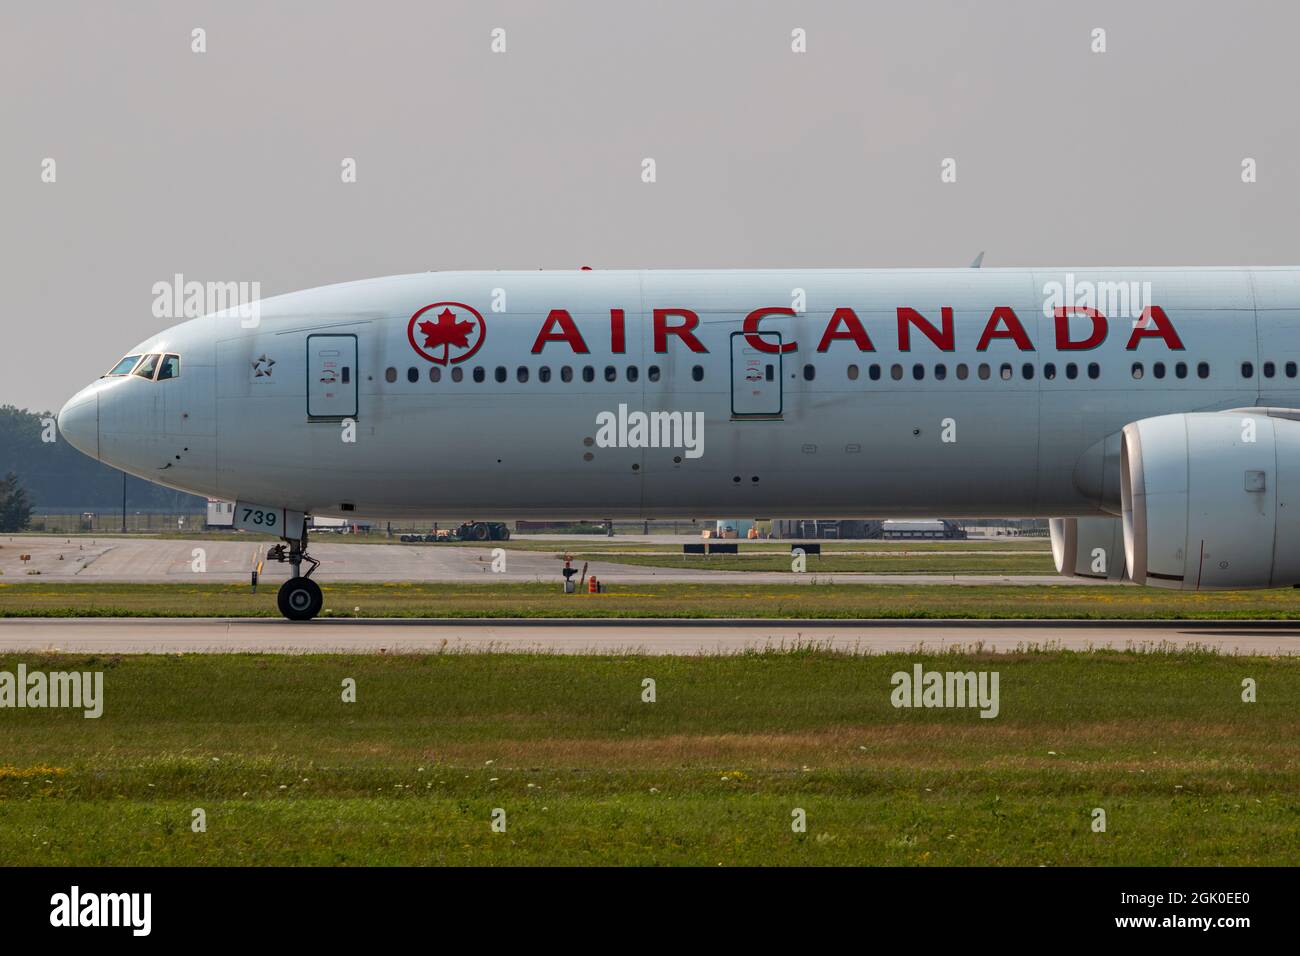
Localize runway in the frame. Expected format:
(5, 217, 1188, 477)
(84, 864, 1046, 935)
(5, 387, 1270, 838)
(0, 534, 1069, 586)
(0, 618, 1295, 655)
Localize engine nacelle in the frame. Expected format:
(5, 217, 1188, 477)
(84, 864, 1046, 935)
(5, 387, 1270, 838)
(1121, 412, 1300, 589)
(1049, 516, 1126, 580)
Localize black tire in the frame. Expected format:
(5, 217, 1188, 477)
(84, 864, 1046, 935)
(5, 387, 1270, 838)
(498, 527, 511, 541)
(278, 577, 323, 621)
(471, 522, 489, 541)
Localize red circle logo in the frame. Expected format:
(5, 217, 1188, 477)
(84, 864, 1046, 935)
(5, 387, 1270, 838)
(407, 301, 486, 365)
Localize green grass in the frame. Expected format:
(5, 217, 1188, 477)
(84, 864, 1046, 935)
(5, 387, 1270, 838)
(8, 580, 1300, 619)
(0, 649, 1295, 865)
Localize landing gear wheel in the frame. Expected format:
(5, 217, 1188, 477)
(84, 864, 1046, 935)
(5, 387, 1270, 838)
(278, 577, 323, 621)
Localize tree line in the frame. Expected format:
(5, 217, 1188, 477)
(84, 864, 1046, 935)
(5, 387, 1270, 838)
(0, 405, 204, 530)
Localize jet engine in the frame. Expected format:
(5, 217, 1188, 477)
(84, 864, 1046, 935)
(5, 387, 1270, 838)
(1120, 411, 1300, 589)
(1049, 516, 1126, 580)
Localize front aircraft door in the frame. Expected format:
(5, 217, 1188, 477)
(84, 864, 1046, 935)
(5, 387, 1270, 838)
(306, 334, 357, 419)
(730, 330, 782, 418)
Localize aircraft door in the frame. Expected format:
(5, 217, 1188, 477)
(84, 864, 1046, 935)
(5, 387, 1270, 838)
(307, 334, 358, 419)
(730, 330, 783, 418)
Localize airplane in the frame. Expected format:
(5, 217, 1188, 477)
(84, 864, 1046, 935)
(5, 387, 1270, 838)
(55, 266, 1300, 619)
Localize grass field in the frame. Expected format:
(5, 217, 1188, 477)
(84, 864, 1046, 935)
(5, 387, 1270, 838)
(7, 580, 1300, 619)
(0, 649, 1294, 865)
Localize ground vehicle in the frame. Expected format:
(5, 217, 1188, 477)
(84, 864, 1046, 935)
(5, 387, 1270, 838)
(399, 522, 511, 543)
(454, 521, 511, 542)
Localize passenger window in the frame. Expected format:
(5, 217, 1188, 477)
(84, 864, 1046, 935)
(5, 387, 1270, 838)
(134, 354, 161, 380)
(934, 363, 946, 381)
(691, 365, 704, 382)
(1021, 363, 1034, 380)
(977, 363, 991, 380)
(407, 367, 419, 383)
(627, 366, 639, 382)
(912, 363, 924, 381)
(1043, 363, 1056, 380)
(495, 367, 507, 383)
(891, 364, 904, 381)
(1065, 363, 1078, 380)
(847, 364, 859, 381)
(105, 354, 142, 377)
(473, 367, 486, 383)
(1131, 363, 1144, 380)
(385, 367, 397, 383)
(156, 354, 181, 381)
(1197, 362, 1210, 379)
(999, 364, 1012, 380)
(1153, 362, 1165, 379)
(1175, 362, 1188, 379)
(429, 366, 441, 383)
(451, 367, 464, 382)
(647, 365, 660, 382)
(561, 366, 574, 383)
(869, 364, 881, 381)
(538, 366, 551, 383)
(604, 366, 617, 382)
(955, 363, 969, 380)
(1288, 362, 1298, 378)
(803, 364, 816, 381)
(1241, 361, 1254, 378)
(583, 366, 596, 383)
(1087, 362, 1100, 379)
(1264, 361, 1276, 378)
(516, 366, 529, 383)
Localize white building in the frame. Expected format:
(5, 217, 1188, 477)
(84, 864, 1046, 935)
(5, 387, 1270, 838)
(206, 499, 235, 528)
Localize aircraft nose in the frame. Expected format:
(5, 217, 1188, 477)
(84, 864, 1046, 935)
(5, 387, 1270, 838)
(57, 390, 99, 460)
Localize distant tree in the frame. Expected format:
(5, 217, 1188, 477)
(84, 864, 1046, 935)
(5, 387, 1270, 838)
(0, 471, 33, 532)
(0, 405, 204, 511)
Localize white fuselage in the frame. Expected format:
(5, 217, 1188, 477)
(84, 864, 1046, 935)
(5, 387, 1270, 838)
(56, 267, 1300, 520)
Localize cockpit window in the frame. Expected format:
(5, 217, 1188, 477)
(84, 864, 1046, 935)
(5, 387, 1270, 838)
(133, 353, 161, 380)
(104, 354, 142, 377)
(156, 354, 181, 381)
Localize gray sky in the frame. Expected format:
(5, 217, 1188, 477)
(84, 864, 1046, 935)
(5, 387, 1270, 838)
(3, 0, 1297, 411)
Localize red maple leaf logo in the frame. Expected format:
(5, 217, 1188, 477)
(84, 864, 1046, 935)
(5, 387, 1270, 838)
(409, 304, 485, 364)
(420, 308, 473, 349)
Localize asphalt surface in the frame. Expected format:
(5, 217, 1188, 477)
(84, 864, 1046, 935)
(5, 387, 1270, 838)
(0, 618, 1294, 655)
(0, 534, 1068, 586)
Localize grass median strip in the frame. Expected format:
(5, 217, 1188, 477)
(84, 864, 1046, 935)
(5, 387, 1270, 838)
(7, 580, 1300, 618)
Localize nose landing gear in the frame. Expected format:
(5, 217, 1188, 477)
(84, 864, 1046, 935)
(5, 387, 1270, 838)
(278, 577, 322, 621)
(267, 528, 323, 621)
